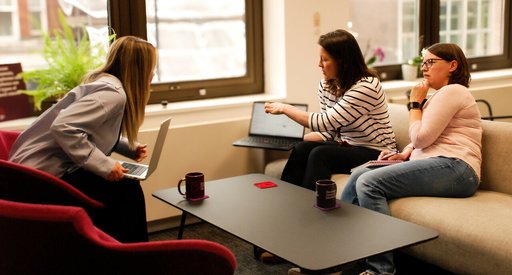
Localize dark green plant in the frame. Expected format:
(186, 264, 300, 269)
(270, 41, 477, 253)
(407, 55, 423, 66)
(19, 10, 115, 110)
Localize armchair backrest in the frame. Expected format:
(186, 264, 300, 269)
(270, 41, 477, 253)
(0, 199, 237, 275)
(0, 130, 20, 160)
(0, 159, 104, 210)
(0, 130, 103, 209)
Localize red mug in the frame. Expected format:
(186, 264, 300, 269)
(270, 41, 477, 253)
(316, 179, 337, 208)
(178, 172, 205, 200)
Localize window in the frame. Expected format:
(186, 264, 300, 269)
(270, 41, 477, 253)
(27, 0, 46, 36)
(0, 0, 108, 71)
(146, 0, 247, 83)
(0, 0, 18, 39)
(348, 0, 511, 80)
(109, 0, 263, 104)
(439, 0, 503, 58)
(1, 0, 262, 104)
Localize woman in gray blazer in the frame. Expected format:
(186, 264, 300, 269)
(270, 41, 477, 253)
(9, 36, 158, 243)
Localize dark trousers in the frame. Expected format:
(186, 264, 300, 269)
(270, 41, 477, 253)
(61, 169, 148, 243)
(281, 141, 381, 190)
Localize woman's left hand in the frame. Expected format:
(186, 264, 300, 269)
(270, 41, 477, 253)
(135, 144, 148, 162)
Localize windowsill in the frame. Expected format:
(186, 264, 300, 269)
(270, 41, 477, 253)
(2, 68, 512, 131)
(0, 92, 286, 131)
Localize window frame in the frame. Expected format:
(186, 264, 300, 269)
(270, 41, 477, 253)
(377, 0, 511, 81)
(108, 0, 264, 104)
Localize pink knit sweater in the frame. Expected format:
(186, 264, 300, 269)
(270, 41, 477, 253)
(409, 84, 483, 179)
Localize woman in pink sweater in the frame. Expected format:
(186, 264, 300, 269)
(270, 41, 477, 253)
(341, 43, 482, 275)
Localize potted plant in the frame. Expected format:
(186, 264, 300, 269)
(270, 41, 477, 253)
(401, 55, 423, 81)
(18, 10, 115, 112)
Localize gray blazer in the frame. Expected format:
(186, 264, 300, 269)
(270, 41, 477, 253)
(9, 75, 136, 179)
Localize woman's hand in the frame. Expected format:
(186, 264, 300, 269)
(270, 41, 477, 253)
(378, 150, 399, 160)
(135, 144, 148, 162)
(409, 78, 430, 103)
(106, 162, 128, 182)
(378, 149, 411, 161)
(264, 102, 288, 114)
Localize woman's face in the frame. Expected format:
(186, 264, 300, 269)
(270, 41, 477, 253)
(318, 46, 337, 80)
(421, 50, 457, 90)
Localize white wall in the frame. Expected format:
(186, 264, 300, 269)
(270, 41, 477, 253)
(265, 0, 350, 111)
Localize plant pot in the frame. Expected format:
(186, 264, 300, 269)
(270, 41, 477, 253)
(401, 64, 419, 81)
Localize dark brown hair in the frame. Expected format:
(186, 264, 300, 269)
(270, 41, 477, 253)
(426, 43, 471, 88)
(318, 29, 377, 95)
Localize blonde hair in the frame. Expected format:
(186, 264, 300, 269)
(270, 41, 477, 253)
(83, 36, 157, 148)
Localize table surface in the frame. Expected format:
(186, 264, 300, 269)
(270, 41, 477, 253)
(153, 173, 438, 272)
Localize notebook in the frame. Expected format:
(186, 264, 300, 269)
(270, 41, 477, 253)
(232, 101, 308, 151)
(350, 159, 404, 173)
(119, 117, 171, 180)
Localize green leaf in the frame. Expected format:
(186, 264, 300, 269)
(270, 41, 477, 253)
(18, 9, 115, 111)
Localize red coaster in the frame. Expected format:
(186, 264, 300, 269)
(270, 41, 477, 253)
(313, 202, 340, 211)
(185, 195, 210, 201)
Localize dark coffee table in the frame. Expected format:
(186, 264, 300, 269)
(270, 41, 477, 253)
(153, 173, 438, 274)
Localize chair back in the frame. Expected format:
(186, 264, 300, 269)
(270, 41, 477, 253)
(0, 199, 237, 275)
(0, 130, 20, 160)
(0, 159, 104, 210)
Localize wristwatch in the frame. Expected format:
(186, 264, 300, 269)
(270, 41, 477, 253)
(407, 101, 422, 111)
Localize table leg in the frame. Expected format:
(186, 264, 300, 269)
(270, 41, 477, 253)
(177, 211, 187, 239)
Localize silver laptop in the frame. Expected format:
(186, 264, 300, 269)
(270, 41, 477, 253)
(119, 117, 171, 180)
(233, 101, 307, 151)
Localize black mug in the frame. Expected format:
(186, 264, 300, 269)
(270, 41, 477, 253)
(178, 172, 205, 200)
(316, 179, 337, 208)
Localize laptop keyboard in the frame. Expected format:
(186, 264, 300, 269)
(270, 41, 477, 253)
(121, 162, 146, 176)
(247, 136, 295, 146)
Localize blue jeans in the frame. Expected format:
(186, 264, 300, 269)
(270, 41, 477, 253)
(341, 156, 479, 274)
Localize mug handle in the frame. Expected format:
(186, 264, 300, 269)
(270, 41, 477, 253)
(178, 178, 186, 196)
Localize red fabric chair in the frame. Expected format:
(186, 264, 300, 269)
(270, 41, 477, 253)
(0, 159, 105, 210)
(0, 199, 237, 275)
(0, 129, 20, 160)
(0, 129, 104, 210)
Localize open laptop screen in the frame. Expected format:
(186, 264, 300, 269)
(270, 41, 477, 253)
(249, 102, 307, 138)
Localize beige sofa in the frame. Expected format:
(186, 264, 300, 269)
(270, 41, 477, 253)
(264, 103, 512, 275)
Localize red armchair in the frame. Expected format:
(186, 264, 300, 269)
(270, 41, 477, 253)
(0, 199, 237, 275)
(0, 129, 19, 160)
(0, 159, 105, 210)
(0, 129, 104, 210)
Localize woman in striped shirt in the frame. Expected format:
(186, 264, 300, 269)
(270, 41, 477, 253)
(264, 29, 397, 190)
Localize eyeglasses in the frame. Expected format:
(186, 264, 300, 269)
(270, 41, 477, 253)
(421, 58, 445, 69)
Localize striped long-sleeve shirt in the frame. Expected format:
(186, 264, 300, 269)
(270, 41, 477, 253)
(309, 76, 397, 151)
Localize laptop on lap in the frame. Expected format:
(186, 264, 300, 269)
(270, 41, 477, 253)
(233, 101, 307, 151)
(119, 117, 171, 180)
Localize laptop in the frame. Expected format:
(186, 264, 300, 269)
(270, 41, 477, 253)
(119, 117, 171, 180)
(233, 101, 308, 151)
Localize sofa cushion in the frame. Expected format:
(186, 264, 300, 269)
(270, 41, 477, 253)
(389, 191, 512, 274)
(388, 103, 409, 150)
(480, 119, 512, 195)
